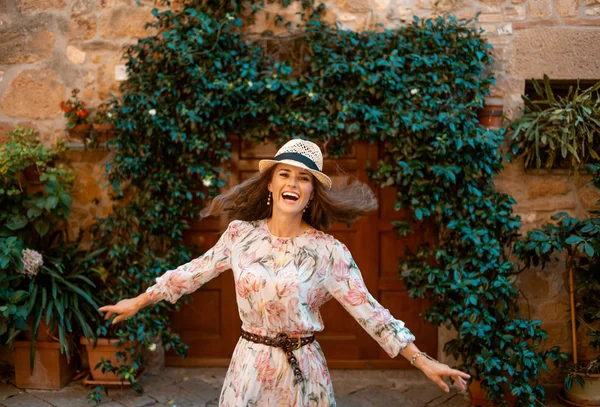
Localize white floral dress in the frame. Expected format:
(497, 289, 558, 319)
(146, 219, 415, 407)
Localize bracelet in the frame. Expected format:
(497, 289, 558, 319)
(410, 351, 437, 365)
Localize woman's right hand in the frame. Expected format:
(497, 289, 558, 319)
(98, 293, 150, 324)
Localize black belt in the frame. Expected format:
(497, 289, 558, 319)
(240, 329, 315, 384)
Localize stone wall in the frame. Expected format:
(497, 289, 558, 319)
(2, 0, 600, 380)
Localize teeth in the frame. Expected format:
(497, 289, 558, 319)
(282, 192, 299, 200)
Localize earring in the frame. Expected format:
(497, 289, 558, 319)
(267, 192, 271, 206)
(303, 200, 311, 213)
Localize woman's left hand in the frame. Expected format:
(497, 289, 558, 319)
(414, 356, 470, 393)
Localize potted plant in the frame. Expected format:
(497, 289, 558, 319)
(515, 165, 600, 406)
(92, 102, 115, 144)
(509, 76, 600, 177)
(0, 126, 104, 389)
(11, 240, 104, 390)
(60, 88, 91, 141)
(0, 127, 64, 186)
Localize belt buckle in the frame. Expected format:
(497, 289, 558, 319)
(274, 332, 288, 348)
(275, 333, 302, 351)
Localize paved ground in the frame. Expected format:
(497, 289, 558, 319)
(0, 367, 564, 407)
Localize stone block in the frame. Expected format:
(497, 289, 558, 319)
(578, 182, 600, 210)
(478, 23, 498, 34)
(432, 0, 457, 12)
(562, 17, 600, 25)
(496, 23, 512, 34)
(505, 5, 527, 20)
(478, 13, 503, 23)
(478, 0, 501, 12)
(557, 0, 579, 16)
(374, 0, 391, 12)
(586, 0, 600, 5)
(517, 269, 551, 300)
(529, 0, 553, 18)
(0, 31, 55, 65)
(513, 19, 561, 29)
(82, 87, 95, 100)
(509, 28, 600, 80)
(100, 0, 131, 7)
(528, 179, 571, 198)
(68, 15, 97, 40)
(585, 6, 600, 15)
(416, 0, 432, 9)
(70, 0, 96, 15)
(16, 0, 66, 12)
(99, 5, 155, 39)
(495, 74, 526, 95)
(542, 321, 572, 350)
(0, 70, 65, 120)
(538, 301, 570, 322)
(344, 0, 371, 12)
(66, 45, 86, 64)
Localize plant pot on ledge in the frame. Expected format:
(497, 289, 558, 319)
(67, 123, 92, 142)
(563, 373, 600, 406)
(478, 105, 504, 129)
(13, 340, 76, 390)
(92, 123, 115, 143)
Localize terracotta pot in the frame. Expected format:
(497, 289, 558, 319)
(478, 105, 504, 129)
(80, 337, 135, 381)
(469, 379, 517, 407)
(23, 319, 58, 342)
(565, 373, 600, 406)
(92, 123, 115, 142)
(13, 340, 76, 389)
(67, 123, 92, 141)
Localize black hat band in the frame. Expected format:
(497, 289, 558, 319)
(272, 152, 320, 172)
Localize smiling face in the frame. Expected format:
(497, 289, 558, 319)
(268, 164, 315, 217)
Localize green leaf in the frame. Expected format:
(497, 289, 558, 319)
(45, 196, 59, 210)
(27, 207, 43, 219)
(5, 215, 28, 231)
(565, 236, 583, 245)
(33, 219, 50, 237)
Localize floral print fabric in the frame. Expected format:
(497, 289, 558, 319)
(147, 219, 415, 406)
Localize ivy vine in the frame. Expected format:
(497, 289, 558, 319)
(91, 1, 564, 405)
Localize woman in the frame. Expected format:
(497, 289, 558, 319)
(99, 139, 470, 406)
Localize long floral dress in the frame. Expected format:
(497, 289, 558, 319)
(146, 219, 415, 407)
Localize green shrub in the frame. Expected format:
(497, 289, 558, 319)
(0, 127, 102, 365)
(88, 2, 563, 404)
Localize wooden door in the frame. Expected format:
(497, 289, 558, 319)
(167, 138, 437, 368)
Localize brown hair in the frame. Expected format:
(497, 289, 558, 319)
(200, 166, 378, 230)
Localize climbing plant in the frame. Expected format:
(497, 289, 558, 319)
(90, 0, 565, 404)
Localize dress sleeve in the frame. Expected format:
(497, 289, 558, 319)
(145, 221, 239, 304)
(324, 240, 415, 358)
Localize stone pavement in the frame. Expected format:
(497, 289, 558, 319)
(0, 367, 564, 407)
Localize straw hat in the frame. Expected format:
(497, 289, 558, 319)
(258, 139, 332, 189)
